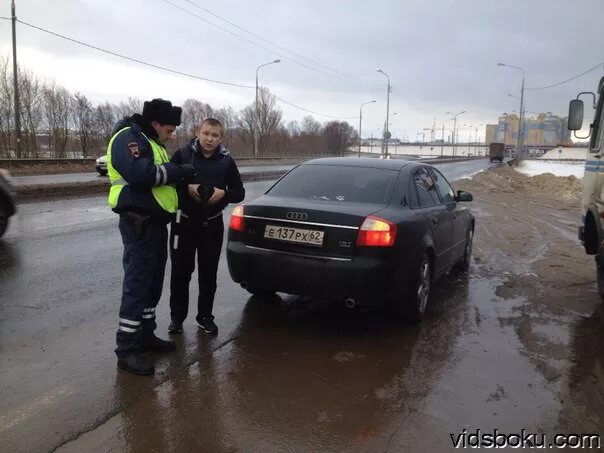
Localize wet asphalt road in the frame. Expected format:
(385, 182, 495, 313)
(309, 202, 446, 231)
(0, 159, 515, 452)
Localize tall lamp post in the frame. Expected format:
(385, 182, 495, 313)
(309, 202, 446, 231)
(498, 62, 525, 158)
(358, 100, 376, 157)
(376, 68, 391, 158)
(254, 59, 280, 157)
(446, 110, 465, 157)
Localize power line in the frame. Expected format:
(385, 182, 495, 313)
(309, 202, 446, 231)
(179, 0, 365, 84)
(526, 61, 604, 91)
(5, 18, 357, 120)
(160, 0, 354, 84)
(16, 19, 254, 89)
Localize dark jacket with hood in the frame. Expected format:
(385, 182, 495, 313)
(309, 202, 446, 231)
(170, 138, 245, 222)
(109, 114, 183, 223)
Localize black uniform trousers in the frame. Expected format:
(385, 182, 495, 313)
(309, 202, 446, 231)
(116, 217, 168, 358)
(169, 215, 224, 324)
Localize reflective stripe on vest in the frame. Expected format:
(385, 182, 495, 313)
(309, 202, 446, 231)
(106, 127, 178, 214)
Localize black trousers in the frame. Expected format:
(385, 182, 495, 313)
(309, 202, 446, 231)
(116, 217, 167, 358)
(169, 215, 224, 323)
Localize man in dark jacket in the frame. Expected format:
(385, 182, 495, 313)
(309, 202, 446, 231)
(168, 117, 245, 335)
(107, 99, 195, 375)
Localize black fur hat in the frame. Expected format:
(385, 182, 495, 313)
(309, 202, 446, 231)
(142, 98, 182, 126)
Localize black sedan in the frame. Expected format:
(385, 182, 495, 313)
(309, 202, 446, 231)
(0, 168, 17, 238)
(227, 158, 474, 322)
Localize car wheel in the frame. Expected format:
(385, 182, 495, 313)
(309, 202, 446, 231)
(454, 229, 473, 272)
(404, 253, 431, 323)
(0, 202, 8, 238)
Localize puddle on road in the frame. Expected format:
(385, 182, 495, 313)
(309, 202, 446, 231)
(58, 265, 590, 452)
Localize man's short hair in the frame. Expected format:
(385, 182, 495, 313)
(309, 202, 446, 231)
(200, 117, 224, 135)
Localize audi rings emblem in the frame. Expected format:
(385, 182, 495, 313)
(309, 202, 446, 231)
(286, 211, 308, 221)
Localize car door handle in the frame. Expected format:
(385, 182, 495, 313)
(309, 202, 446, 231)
(431, 217, 438, 226)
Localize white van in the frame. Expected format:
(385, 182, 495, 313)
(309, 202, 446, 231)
(568, 76, 604, 298)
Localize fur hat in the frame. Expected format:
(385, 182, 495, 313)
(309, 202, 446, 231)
(142, 98, 182, 126)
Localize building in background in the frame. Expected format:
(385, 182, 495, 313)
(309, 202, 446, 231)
(485, 124, 497, 145)
(485, 112, 572, 147)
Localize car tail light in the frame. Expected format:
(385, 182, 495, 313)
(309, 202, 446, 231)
(357, 216, 397, 247)
(229, 204, 245, 232)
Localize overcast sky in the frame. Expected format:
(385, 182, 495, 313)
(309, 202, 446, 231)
(1, 0, 603, 139)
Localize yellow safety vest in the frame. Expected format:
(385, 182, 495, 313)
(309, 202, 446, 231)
(106, 127, 178, 214)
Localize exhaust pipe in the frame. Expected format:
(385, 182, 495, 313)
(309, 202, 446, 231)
(344, 297, 356, 309)
(240, 281, 248, 289)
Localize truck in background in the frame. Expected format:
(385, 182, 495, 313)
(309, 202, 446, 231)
(568, 76, 604, 299)
(489, 142, 505, 162)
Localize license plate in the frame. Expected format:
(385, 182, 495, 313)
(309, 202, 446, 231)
(263, 224, 324, 246)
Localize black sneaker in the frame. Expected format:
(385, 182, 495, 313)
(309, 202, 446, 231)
(197, 316, 218, 335)
(168, 319, 183, 334)
(117, 353, 154, 375)
(142, 334, 176, 352)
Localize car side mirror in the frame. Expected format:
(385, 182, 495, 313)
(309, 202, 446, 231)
(456, 190, 473, 202)
(568, 99, 584, 131)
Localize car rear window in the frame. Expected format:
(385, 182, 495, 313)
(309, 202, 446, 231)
(267, 164, 397, 204)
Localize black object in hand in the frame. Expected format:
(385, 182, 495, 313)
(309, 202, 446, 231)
(196, 185, 215, 203)
(178, 164, 196, 183)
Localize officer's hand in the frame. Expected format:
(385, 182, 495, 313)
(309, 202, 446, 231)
(188, 184, 202, 202)
(178, 164, 196, 183)
(208, 187, 225, 205)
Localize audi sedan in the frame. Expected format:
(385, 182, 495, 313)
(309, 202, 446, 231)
(226, 158, 474, 322)
(0, 168, 17, 238)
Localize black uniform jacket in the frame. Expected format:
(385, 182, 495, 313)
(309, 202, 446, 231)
(171, 138, 245, 222)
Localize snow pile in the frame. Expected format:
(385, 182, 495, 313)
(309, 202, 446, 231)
(516, 160, 584, 178)
(539, 147, 588, 160)
(457, 165, 582, 200)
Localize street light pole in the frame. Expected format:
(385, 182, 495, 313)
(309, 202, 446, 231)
(377, 69, 391, 158)
(498, 62, 525, 159)
(254, 59, 280, 157)
(446, 110, 465, 157)
(11, 0, 21, 158)
(358, 100, 376, 158)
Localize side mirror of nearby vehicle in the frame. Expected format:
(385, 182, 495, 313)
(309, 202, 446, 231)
(456, 191, 473, 202)
(568, 99, 584, 131)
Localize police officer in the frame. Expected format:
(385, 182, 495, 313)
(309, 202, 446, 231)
(168, 117, 244, 335)
(107, 99, 195, 375)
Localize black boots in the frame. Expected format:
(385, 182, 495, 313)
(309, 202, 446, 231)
(142, 334, 176, 352)
(117, 353, 154, 375)
(168, 319, 183, 334)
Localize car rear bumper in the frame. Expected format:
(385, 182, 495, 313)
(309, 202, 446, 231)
(227, 240, 396, 306)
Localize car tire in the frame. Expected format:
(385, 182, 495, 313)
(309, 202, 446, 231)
(454, 229, 473, 272)
(403, 252, 431, 324)
(0, 202, 8, 238)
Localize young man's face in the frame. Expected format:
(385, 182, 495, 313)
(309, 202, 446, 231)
(152, 122, 176, 145)
(197, 123, 224, 153)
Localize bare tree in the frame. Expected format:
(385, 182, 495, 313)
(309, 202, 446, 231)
(95, 102, 117, 146)
(42, 84, 72, 158)
(301, 115, 322, 136)
(286, 120, 300, 137)
(323, 121, 357, 156)
(256, 87, 282, 155)
(73, 93, 95, 157)
(20, 69, 43, 157)
(113, 97, 143, 121)
(0, 57, 14, 157)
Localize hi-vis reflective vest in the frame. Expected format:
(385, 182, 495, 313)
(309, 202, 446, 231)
(106, 127, 178, 214)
